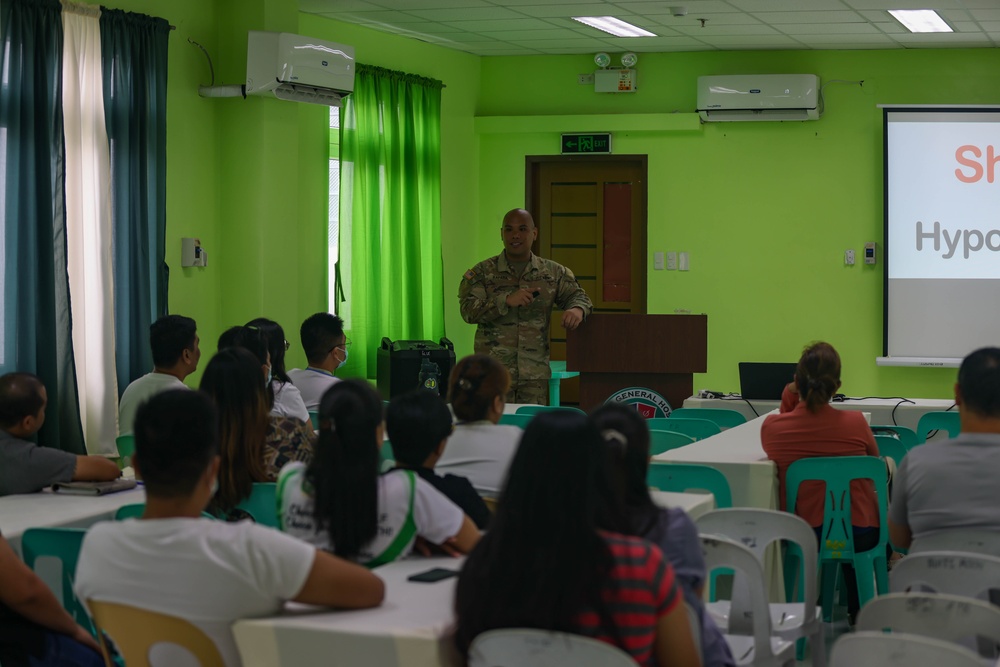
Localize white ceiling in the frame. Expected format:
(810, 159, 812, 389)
(300, 0, 1000, 55)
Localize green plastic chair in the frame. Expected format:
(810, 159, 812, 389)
(498, 413, 533, 429)
(232, 482, 278, 528)
(916, 411, 960, 443)
(869, 425, 919, 450)
(786, 456, 889, 622)
(115, 434, 135, 468)
(648, 417, 721, 441)
(114, 504, 215, 521)
(308, 410, 319, 429)
(515, 405, 586, 416)
(648, 429, 696, 456)
(20, 528, 93, 632)
(647, 462, 733, 508)
(874, 435, 908, 468)
(668, 407, 747, 430)
(380, 440, 396, 473)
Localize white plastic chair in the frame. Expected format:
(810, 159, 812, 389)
(696, 508, 825, 667)
(909, 530, 1000, 558)
(856, 592, 1000, 658)
(830, 631, 984, 667)
(700, 535, 796, 667)
(468, 628, 636, 667)
(890, 550, 1000, 600)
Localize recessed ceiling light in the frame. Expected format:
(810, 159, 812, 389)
(888, 9, 953, 33)
(572, 16, 656, 38)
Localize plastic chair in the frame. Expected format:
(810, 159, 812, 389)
(856, 592, 1000, 657)
(869, 425, 919, 450)
(114, 504, 215, 521)
(700, 535, 796, 667)
(670, 407, 747, 429)
(308, 410, 319, 429)
(21, 528, 92, 632)
(696, 509, 823, 666)
(909, 529, 1000, 557)
(648, 417, 721, 441)
(233, 482, 277, 528)
(647, 462, 733, 508)
(830, 631, 983, 667)
(115, 434, 135, 467)
(916, 411, 960, 443)
(874, 434, 908, 468)
(648, 429, 696, 456)
(498, 413, 533, 429)
(515, 405, 586, 416)
(889, 550, 1000, 600)
(785, 456, 889, 622)
(548, 360, 579, 407)
(88, 599, 225, 667)
(468, 628, 636, 667)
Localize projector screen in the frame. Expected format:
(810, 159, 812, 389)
(882, 107, 1000, 367)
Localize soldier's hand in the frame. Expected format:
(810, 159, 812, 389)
(562, 307, 584, 330)
(505, 288, 535, 308)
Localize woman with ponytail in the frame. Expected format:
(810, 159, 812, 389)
(276, 379, 480, 565)
(760, 341, 880, 622)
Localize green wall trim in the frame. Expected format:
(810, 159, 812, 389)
(474, 113, 701, 134)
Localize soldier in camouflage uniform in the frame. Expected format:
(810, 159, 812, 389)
(459, 209, 593, 405)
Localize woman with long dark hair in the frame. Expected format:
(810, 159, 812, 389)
(277, 379, 480, 565)
(246, 317, 309, 423)
(454, 411, 700, 667)
(592, 403, 734, 667)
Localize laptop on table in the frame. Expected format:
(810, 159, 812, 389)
(738, 362, 797, 400)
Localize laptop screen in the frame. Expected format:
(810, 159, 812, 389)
(738, 362, 797, 400)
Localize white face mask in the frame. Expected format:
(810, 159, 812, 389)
(210, 476, 219, 496)
(265, 365, 272, 386)
(337, 347, 348, 369)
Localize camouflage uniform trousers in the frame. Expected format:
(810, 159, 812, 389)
(506, 380, 548, 406)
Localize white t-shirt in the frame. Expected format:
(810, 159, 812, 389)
(277, 462, 463, 564)
(287, 368, 341, 411)
(436, 420, 522, 498)
(75, 518, 314, 667)
(118, 373, 188, 435)
(270, 380, 309, 423)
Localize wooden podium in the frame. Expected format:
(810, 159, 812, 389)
(566, 314, 707, 412)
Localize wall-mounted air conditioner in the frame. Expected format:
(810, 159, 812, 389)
(245, 32, 355, 107)
(697, 74, 820, 122)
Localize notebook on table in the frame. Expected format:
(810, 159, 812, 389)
(738, 362, 797, 400)
(51, 479, 137, 496)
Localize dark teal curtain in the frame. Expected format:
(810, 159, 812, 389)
(100, 8, 170, 395)
(0, 0, 86, 453)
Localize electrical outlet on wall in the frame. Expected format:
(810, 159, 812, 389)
(666, 252, 677, 270)
(578, 73, 594, 85)
(845, 249, 855, 265)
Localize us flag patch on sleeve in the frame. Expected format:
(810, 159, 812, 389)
(464, 269, 475, 280)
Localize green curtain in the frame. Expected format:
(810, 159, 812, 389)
(0, 0, 87, 453)
(100, 8, 170, 395)
(339, 65, 445, 379)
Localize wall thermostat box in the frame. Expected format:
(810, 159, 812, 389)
(181, 238, 206, 267)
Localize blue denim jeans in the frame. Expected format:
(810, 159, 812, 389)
(27, 632, 104, 667)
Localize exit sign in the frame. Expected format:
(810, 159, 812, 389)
(561, 133, 611, 154)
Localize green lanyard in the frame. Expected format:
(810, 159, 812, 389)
(366, 470, 418, 568)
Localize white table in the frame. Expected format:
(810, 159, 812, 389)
(652, 490, 715, 520)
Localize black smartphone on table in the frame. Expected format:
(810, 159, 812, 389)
(407, 567, 459, 583)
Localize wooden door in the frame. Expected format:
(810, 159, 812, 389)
(528, 156, 648, 405)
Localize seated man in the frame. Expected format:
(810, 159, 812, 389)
(75, 390, 383, 667)
(287, 313, 348, 411)
(890, 347, 1000, 551)
(0, 373, 120, 496)
(118, 315, 200, 435)
(387, 389, 491, 529)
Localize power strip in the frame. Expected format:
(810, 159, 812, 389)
(697, 389, 725, 399)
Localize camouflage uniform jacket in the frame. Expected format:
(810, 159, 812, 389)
(459, 251, 593, 382)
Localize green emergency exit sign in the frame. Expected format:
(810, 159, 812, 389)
(561, 133, 611, 154)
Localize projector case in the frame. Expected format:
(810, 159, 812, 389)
(376, 338, 455, 400)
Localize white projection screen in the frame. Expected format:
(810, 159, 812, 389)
(882, 107, 1000, 368)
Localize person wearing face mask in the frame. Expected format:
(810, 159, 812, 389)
(288, 313, 349, 411)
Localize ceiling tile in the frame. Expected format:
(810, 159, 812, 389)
(980, 21, 1000, 32)
(597, 35, 711, 48)
(440, 18, 559, 30)
(406, 6, 528, 20)
(695, 34, 805, 45)
(728, 0, 853, 10)
(872, 21, 905, 33)
(323, 10, 430, 23)
(951, 22, 984, 32)
(507, 37, 618, 47)
(752, 10, 865, 23)
(795, 32, 895, 43)
(806, 41, 898, 49)
(778, 22, 879, 34)
(479, 28, 587, 39)
(840, 0, 966, 8)
(370, 0, 491, 7)
(611, 0, 736, 13)
(300, 0, 385, 11)
(426, 30, 491, 41)
(936, 9, 972, 22)
(970, 9, 1000, 21)
(674, 23, 780, 35)
(655, 13, 765, 27)
(511, 4, 612, 17)
(891, 31, 994, 44)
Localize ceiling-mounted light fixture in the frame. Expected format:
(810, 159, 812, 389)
(621, 52, 637, 68)
(573, 16, 656, 38)
(888, 9, 952, 33)
(594, 52, 611, 68)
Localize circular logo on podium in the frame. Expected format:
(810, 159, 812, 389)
(606, 387, 672, 419)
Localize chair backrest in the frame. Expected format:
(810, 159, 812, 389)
(669, 407, 747, 429)
(647, 463, 733, 508)
(830, 631, 983, 667)
(115, 434, 135, 460)
(468, 628, 636, 667)
(700, 535, 777, 660)
(515, 405, 586, 416)
(785, 456, 888, 560)
(889, 550, 1000, 600)
(308, 410, 319, 429)
(648, 429, 696, 456)
(856, 591, 1000, 650)
(88, 599, 225, 667)
(20, 528, 91, 630)
(909, 529, 1000, 558)
(648, 417, 721, 441)
(915, 411, 960, 443)
(498, 413, 533, 429)
(234, 482, 278, 528)
(114, 504, 215, 521)
(873, 435, 908, 467)
(869, 425, 919, 450)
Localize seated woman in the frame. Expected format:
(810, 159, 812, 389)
(760, 341, 880, 622)
(592, 403, 734, 667)
(454, 411, 701, 667)
(199, 348, 313, 519)
(435, 355, 522, 499)
(277, 379, 480, 566)
(246, 317, 310, 423)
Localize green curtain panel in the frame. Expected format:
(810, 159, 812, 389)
(339, 65, 445, 379)
(100, 8, 170, 395)
(0, 0, 87, 453)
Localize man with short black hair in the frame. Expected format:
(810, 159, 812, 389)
(0, 373, 120, 496)
(118, 315, 200, 435)
(76, 390, 384, 667)
(287, 312, 347, 410)
(889, 347, 1000, 550)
